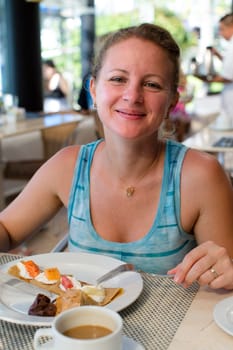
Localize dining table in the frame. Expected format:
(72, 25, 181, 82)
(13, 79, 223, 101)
(0, 253, 232, 350)
(0, 113, 84, 210)
(183, 120, 233, 170)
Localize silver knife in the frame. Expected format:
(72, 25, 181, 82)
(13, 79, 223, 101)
(0, 272, 57, 298)
(96, 263, 135, 285)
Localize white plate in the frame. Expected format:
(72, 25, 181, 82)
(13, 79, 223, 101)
(213, 295, 233, 336)
(0, 252, 143, 326)
(37, 335, 145, 350)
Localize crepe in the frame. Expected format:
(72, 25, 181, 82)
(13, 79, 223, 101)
(8, 263, 122, 315)
(55, 287, 122, 314)
(8, 264, 63, 295)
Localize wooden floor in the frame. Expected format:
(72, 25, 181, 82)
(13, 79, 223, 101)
(9, 207, 68, 256)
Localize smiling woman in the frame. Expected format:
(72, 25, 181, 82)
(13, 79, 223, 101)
(90, 25, 179, 141)
(0, 23, 233, 292)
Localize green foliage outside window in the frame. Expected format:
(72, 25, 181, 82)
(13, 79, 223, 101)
(95, 7, 196, 55)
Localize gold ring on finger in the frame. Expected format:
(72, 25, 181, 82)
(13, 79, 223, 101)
(210, 267, 219, 279)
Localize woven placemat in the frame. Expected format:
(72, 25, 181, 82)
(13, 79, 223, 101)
(0, 254, 199, 350)
(120, 273, 199, 349)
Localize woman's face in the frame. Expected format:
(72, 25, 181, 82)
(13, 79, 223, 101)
(43, 64, 54, 80)
(90, 37, 178, 139)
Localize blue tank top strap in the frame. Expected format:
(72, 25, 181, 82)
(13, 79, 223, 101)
(68, 139, 102, 224)
(166, 139, 189, 235)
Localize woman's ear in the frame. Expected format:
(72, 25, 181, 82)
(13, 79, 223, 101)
(89, 77, 96, 104)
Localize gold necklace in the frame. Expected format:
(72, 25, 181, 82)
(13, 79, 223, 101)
(126, 186, 136, 197)
(123, 146, 161, 198)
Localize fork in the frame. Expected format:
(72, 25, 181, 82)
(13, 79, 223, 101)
(96, 265, 175, 285)
(150, 273, 175, 279)
(96, 263, 135, 285)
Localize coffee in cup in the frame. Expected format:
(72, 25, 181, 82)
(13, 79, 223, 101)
(63, 324, 112, 339)
(33, 305, 123, 350)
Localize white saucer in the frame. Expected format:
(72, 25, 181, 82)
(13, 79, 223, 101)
(213, 295, 233, 336)
(123, 335, 145, 349)
(38, 335, 145, 349)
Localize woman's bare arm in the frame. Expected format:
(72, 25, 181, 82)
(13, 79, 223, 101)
(59, 74, 70, 96)
(186, 151, 233, 251)
(169, 150, 233, 289)
(0, 145, 79, 251)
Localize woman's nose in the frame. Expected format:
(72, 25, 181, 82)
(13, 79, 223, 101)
(122, 83, 144, 103)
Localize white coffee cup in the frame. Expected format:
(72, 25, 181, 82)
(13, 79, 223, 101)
(33, 305, 123, 350)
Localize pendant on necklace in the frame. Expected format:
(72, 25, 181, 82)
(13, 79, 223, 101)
(126, 186, 135, 197)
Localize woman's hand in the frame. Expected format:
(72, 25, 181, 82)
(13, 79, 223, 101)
(168, 241, 233, 290)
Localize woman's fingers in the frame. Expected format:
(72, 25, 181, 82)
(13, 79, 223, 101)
(172, 242, 215, 284)
(169, 241, 233, 289)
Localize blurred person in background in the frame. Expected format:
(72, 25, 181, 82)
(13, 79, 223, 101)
(77, 74, 93, 114)
(195, 13, 233, 119)
(42, 59, 70, 112)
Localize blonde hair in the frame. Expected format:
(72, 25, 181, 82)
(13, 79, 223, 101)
(92, 23, 180, 93)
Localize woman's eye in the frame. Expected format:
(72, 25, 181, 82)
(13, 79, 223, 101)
(109, 77, 126, 84)
(144, 81, 162, 91)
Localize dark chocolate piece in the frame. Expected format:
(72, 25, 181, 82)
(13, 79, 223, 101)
(28, 293, 57, 317)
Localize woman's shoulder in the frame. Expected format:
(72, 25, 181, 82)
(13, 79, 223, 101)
(42, 145, 81, 177)
(53, 144, 81, 161)
(49, 140, 101, 168)
(184, 147, 222, 169)
(183, 148, 232, 190)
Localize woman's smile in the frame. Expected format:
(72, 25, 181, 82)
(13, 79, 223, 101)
(115, 108, 147, 119)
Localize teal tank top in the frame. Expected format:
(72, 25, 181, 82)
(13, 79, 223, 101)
(67, 139, 196, 274)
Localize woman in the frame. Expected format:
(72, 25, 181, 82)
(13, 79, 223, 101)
(0, 24, 233, 290)
(42, 59, 70, 112)
(42, 59, 69, 99)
